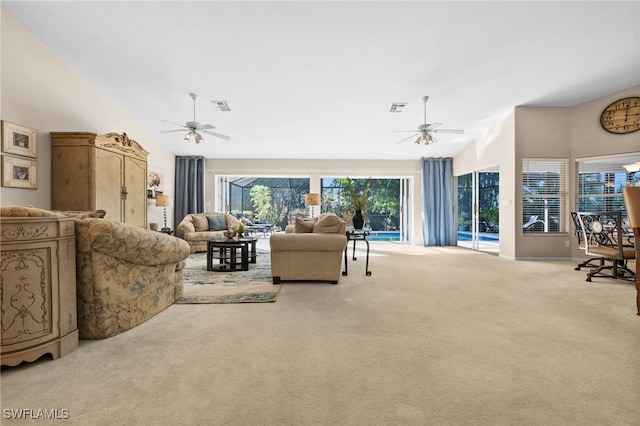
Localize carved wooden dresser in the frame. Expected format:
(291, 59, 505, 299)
(1, 216, 78, 366)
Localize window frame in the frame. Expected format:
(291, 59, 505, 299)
(576, 153, 640, 216)
(521, 158, 569, 234)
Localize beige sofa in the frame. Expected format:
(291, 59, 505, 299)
(177, 212, 243, 253)
(0, 206, 191, 340)
(269, 213, 348, 284)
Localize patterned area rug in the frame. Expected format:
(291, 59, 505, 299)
(176, 250, 280, 304)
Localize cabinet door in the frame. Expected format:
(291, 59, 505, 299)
(124, 157, 147, 228)
(95, 149, 124, 222)
(1, 242, 59, 352)
(52, 144, 93, 211)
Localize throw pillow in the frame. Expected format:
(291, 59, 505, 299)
(293, 217, 316, 233)
(312, 213, 343, 233)
(192, 215, 209, 232)
(207, 215, 228, 231)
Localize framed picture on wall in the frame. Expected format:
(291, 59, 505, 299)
(2, 155, 37, 189)
(2, 121, 37, 158)
(147, 168, 164, 204)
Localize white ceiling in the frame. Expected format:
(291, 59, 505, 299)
(4, 1, 639, 160)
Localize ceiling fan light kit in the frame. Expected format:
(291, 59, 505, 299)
(395, 95, 464, 146)
(160, 93, 231, 143)
(416, 133, 436, 145)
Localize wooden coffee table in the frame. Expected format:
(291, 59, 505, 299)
(207, 237, 258, 272)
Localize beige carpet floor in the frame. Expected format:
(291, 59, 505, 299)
(1, 243, 638, 426)
(176, 251, 280, 304)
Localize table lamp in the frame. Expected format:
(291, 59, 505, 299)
(155, 194, 173, 231)
(304, 193, 320, 218)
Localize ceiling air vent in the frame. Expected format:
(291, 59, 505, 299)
(212, 101, 231, 112)
(389, 102, 407, 113)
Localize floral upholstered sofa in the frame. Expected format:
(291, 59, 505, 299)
(0, 206, 190, 339)
(177, 212, 243, 253)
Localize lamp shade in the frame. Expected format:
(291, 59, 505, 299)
(156, 194, 172, 207)
(304, 193, 320, 207)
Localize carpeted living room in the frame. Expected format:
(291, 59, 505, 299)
(1, 241, 637, 425)
(1, 1, 639, 425)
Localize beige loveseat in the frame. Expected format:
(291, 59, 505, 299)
(270, 213, 348, 284)
(0, 206, 191, 339)
(177, 212, 243, 253)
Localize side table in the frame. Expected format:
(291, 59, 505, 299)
(342, 228, 372, 276)
(206, 237, 258, 272)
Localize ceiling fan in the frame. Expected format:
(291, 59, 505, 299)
(395, 96, 464, 145)
(160, 93, 231, 143)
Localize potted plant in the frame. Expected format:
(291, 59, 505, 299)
(233, 223, 247, 238)
(343, 178, 371, 229)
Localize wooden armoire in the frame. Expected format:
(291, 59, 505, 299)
(50, 132, 148, 228)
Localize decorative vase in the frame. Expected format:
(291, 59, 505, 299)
(352, 209, 365, 229)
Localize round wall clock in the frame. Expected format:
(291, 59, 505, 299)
(599, 96, 640, 134)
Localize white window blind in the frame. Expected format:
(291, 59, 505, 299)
(522, 159, 568, 233)
(577, 153, 640, 214)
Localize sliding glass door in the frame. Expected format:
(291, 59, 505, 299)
(217, 176, 310, 230)
(320, 177, 410, 242)
(457, 170, 499, 253)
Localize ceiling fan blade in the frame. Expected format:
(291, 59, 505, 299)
(160, 119, 189, 129)
(202, 130, 231, 141)
(196, 123, 216, 131)
(394, 130, 420, 133)
(432, 129, 465, 134)
(159, 129, 189, 133)
(426, 122, 444, 130)
(395, 133, 419, 144)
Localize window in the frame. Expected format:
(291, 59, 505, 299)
(320, 177, 406, 241)
(220, 176, 310, 229)
(522, 159, 568, 233)
(577, 153, 640, 215)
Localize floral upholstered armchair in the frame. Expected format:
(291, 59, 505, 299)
(74, 218, 190, 339)
(1, 206, 191, 339)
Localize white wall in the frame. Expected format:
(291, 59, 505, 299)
(453, 111, 517, 257)
(206, 158, 425, 244)
(454, 85, 640, 259)
(568, 86, 640, 259)
(514, 106, 572, 259)
(0, 8, 175, 227)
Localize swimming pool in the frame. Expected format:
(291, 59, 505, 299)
(362, 231, 500, 242)
(457, 231, 500, 242)
(367, 231, 401, 241)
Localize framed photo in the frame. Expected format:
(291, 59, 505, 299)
(2, 155, 37, 189)
(147, 168, 164, 203)
(2, 121, 37, 158)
